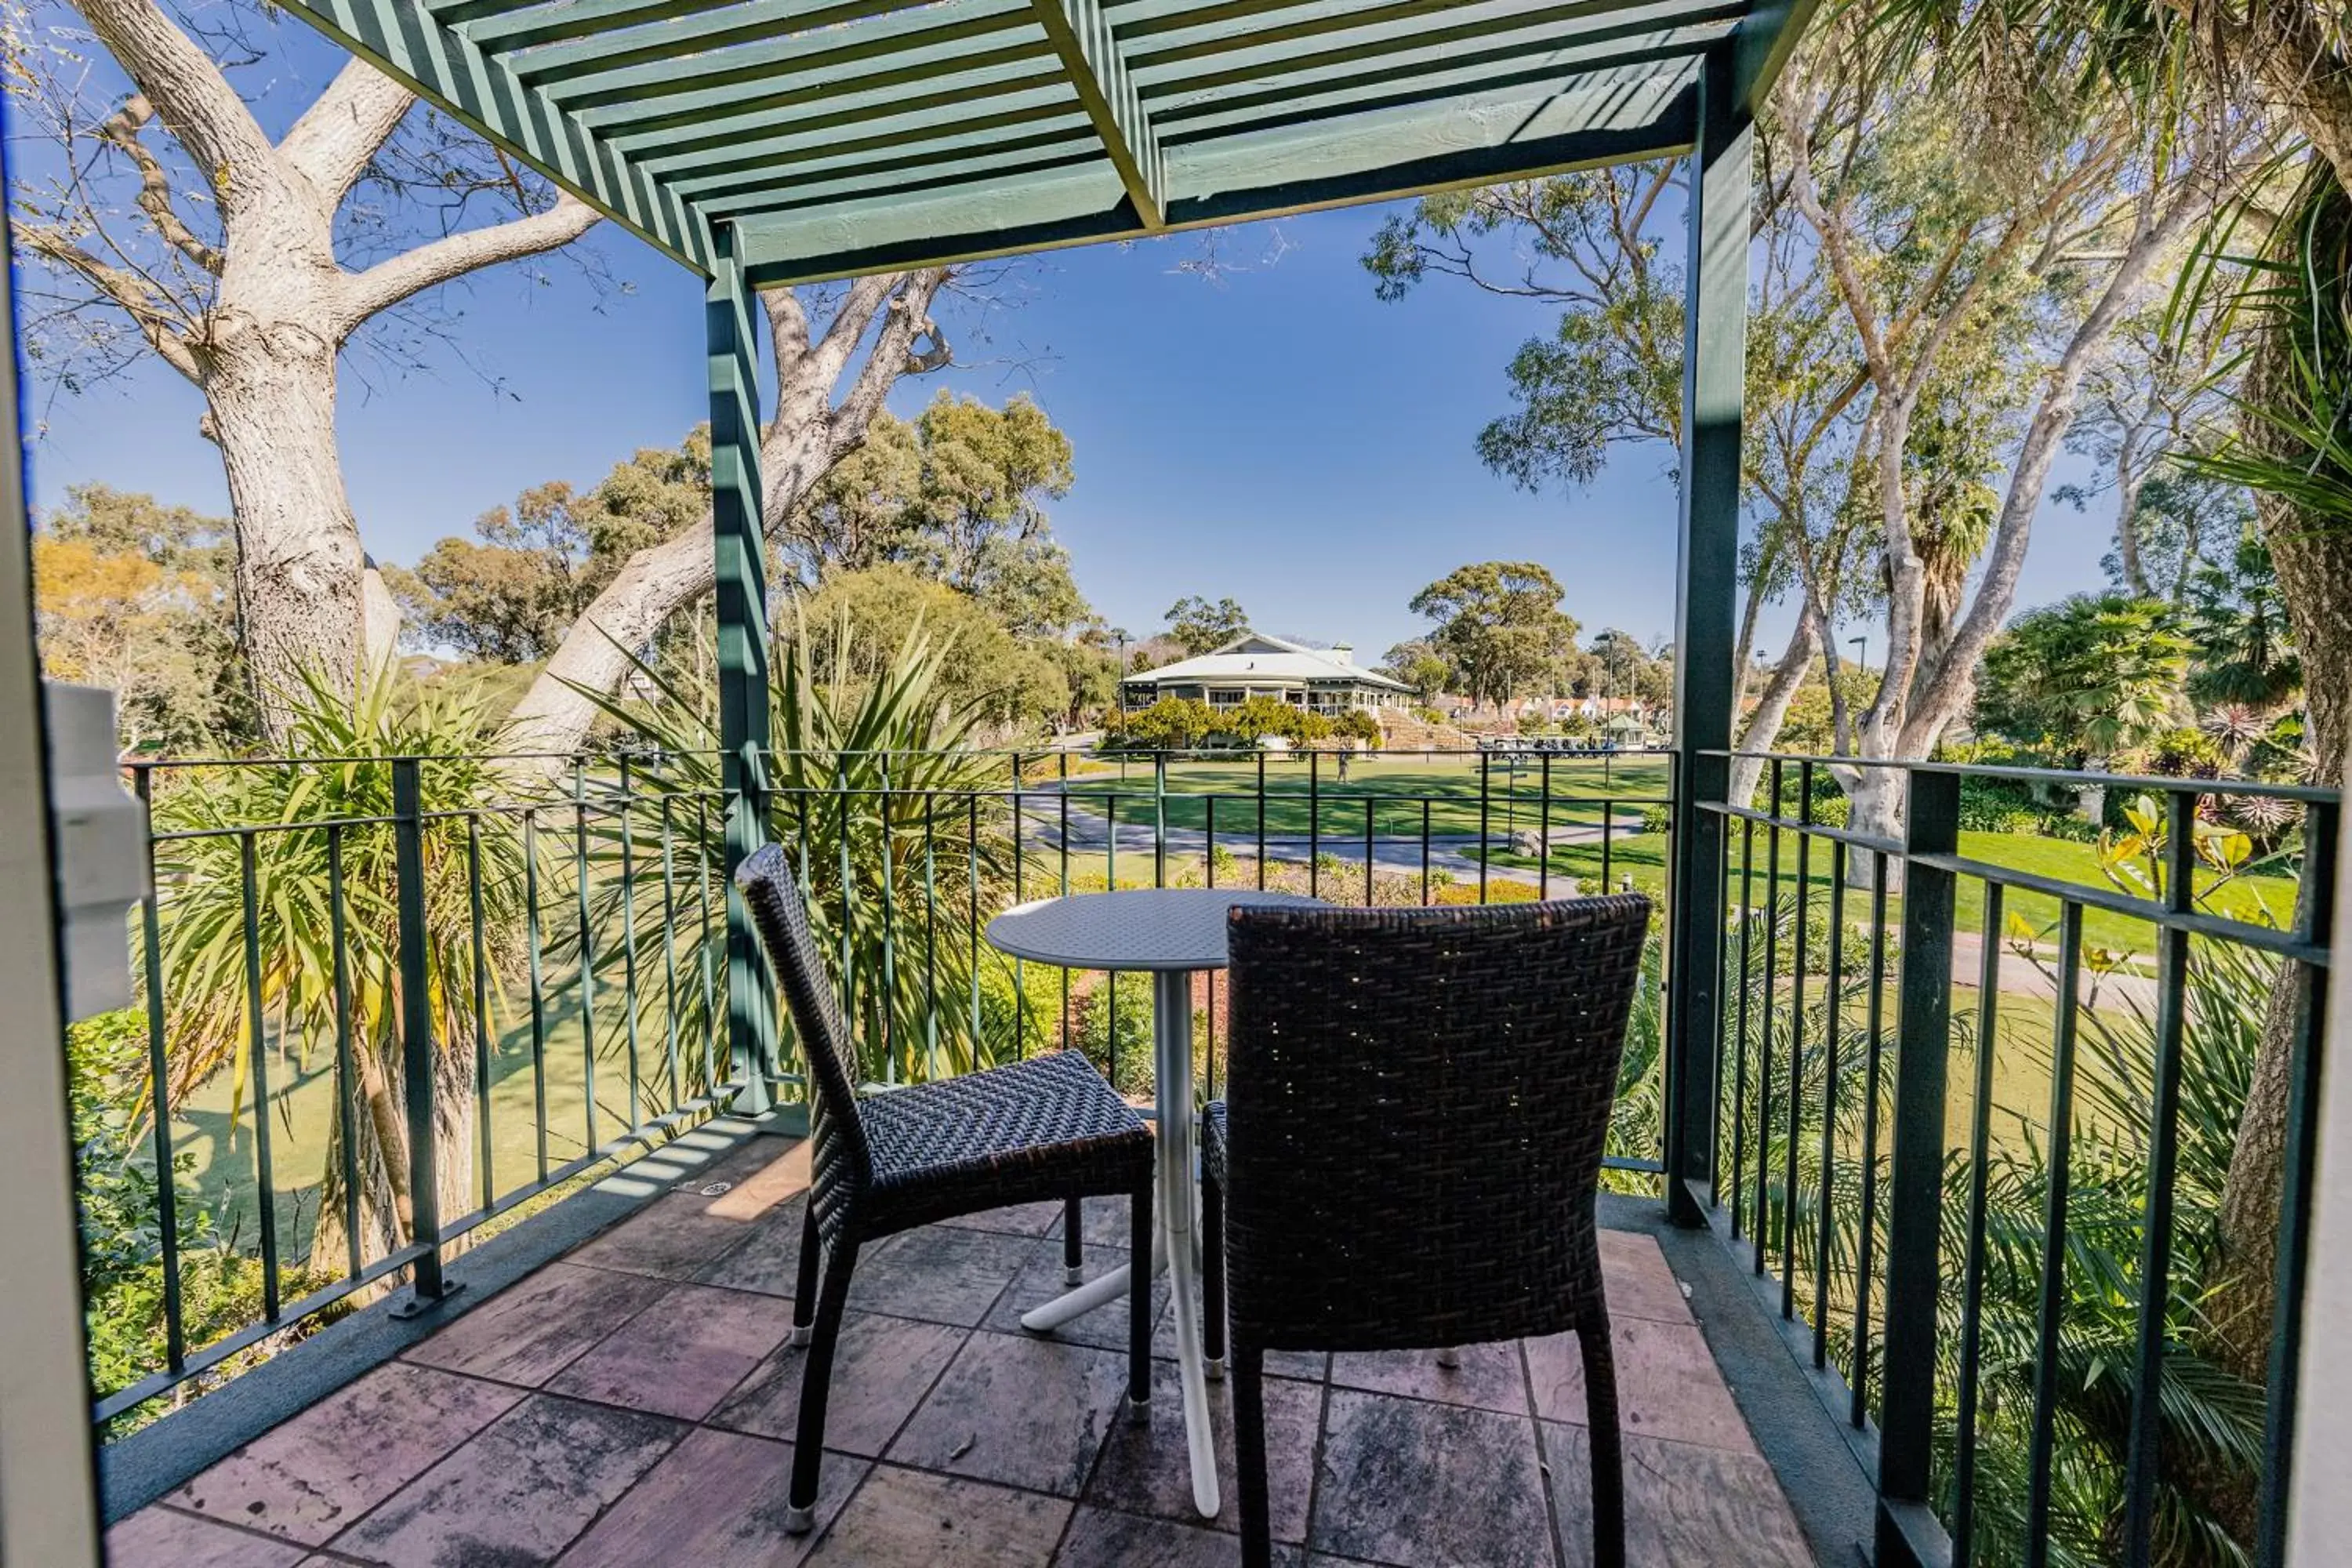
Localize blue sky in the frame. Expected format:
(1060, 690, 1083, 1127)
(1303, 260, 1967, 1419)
(20, 16, 2118, 666)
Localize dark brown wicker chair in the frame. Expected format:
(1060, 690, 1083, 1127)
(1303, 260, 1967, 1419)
(1200, 895, 1651, 1568)
(735, 844, 1156, 1533)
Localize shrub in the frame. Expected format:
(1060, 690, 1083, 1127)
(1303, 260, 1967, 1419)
(1639, 804, 1671, 836)
(1106, 698, 1217, 750)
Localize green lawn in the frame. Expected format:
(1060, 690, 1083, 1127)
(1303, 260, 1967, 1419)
(1058, 752, 1672, 839)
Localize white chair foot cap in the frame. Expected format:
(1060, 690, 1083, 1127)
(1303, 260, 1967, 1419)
(783, 1504, 816, 1536)
(1204, 1357, 1225, 1382)
(1065, 1265, 1086, 1287)
(789, 1325, 814, 1348)
(1125, 1393, 1151, 1425)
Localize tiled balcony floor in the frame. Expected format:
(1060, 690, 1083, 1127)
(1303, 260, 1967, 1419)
(108, 1131, 1817, 1567)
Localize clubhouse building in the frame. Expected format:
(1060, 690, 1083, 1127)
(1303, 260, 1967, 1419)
(1120, 631, 1415, 715)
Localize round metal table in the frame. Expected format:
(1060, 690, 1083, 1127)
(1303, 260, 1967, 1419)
(985, 887, 1320, 1519)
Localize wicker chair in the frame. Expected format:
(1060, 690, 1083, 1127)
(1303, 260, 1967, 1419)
(1200, 895, 1652, 1568)
(735, 844, 1156, 1533)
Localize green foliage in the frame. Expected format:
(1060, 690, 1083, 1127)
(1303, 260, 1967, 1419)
(800, 564, 1069, 735)
(1104, 698, 1218, 751)
(2180, 528, 2299, 713)
(32, 485, 249, 752)
(1163, 595, 1248, 655)
(1381, 638, 1454, 701)
(390, 430, 710, 663)
(1976, 593, 2192, 759)
(1073, 977, 1156, 1098)
(1409, 561, 1579, 710)
(577, 609, 1020, 1083)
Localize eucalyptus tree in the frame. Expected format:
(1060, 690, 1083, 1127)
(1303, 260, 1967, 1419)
(12, 0, 602, 726)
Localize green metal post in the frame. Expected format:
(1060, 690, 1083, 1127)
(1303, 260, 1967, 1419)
(1664, 44, 1748, 1228)
(710, 220, 775, 1112)
(391, 758, 460, 1317)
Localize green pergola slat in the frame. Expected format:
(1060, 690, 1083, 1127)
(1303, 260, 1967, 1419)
(511, 0, 1029, 93)
(706, 144, 1107, 221)
(279, 0, 698, 267)
(670, 116, 1097, 202)
(472, 0, 913, 57)
(620, 75, 1076, 170)
(1152, 11, 1737, 139)
(1029, 0, 1166, 224)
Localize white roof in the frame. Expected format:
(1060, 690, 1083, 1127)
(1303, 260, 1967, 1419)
(1127, 632, 1411, 691)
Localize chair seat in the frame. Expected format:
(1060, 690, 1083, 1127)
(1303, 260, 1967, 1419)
(858, 1050, 1152, 1231)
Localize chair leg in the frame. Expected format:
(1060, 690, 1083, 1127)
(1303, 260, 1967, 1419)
(1233, 1341, 1273, 1568)
(785, 1234, 860, 1534)
(1577, 1309, 1626, 1568)
(1201, 1162, 1225, 1376)
(1064, 1195, 1085, 1286)
(1127, 1180, 1152, 1421)
(789, 1199, 822, 1347)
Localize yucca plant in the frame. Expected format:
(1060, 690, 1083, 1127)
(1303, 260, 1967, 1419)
(572, 608, 1025, 1096)
(148, 663, 526, 1278)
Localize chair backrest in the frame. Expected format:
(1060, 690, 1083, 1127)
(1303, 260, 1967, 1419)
(735, 844, 873, 1236)
(1221, 895, 1651, 1353)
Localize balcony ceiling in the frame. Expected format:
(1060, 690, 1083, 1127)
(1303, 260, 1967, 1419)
(278, 0, 1811, 285)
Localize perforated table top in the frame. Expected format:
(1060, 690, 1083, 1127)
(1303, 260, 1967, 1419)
(985, 888, 1324, 973)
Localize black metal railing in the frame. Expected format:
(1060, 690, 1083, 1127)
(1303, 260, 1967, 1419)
(1678, 753, 2336, 1568)
(90, 742, 1671, 1432)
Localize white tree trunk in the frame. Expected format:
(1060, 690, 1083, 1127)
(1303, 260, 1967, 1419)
(1727, 615, 1818, 811)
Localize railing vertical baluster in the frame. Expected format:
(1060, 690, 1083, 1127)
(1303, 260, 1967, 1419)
(1206, 793, 1218, 1100)
(657, 794, 683, 1105)
(392, 758, 456, 1315)
(697, 795, 720, 1093)
(1755, 759, 1781, 1266)
(1730, 814, 1754, 1240)
(615, 759, 643, 1127)
(1256, 752, 1268, 887)
(572, 763, 598, 1153)
(2122, 792, 2198, 1560)
(1813, 837, 1844, 1366)
(924, 792, 942, 1078)
(1154, 750, 1167, 888)
(1363, 795, 1375, 905)
(238, 832, 279, 1321)
(2256, 796, 2337, 1568)
(1538, 752, 1552, 899)
(1850, 852, 1889, 1428)
(1420, 799, 1432, 906)
(2023, 902, 2085, 1568)
(1601, 788, 1615, 891)
(524, 809, 549, 1182)
(878, 757, 899, 1084)
(1308, 750, 1321, 898)
(466, 814, 492, 1214)
(1059, 753, 1071, 1050)
(133, 768, 186, 1374)
(1875, 766, 1961, 1566)
(1952, 881, 2004, 1566)
(1476, 749, 1490, 905)
(328, 825, 362, 1277)
(1011, 753, 1027, 1058)
(968, 790, 982, 1051)
(1783, 762, 1809, 1320)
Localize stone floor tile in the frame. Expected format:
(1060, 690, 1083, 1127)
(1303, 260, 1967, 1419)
(1542, 1422, 1812, 1568)
(329, 1394, 681, 1566)
(1600, 1231, 1696, 1325)
(1051, 1192, 1141, 1251)
(1055, 1507, 1308, 1567)
(695, 1193, 809, 1297)
(710, 1310, 965, 1455)
(939, 1198, 1067, 1236)
(988, 1240, 1168, 1355)
(690, 1133, 812, 1210)
(401, 1262, 670, 1387)
(107, 1506, 310, 1567)
(548, 1281, 795, 1421)
(171, 1362, 522, 1544)
(806, 1465, 1073, 1566)
(1329, 1339, 1530, 1416)
(1309, 1388, 1554, 1568)
(1085, 1358, 1319, 1543)
(848, 1225, 1038, 1326)
(887, 1330, 1133, 1497)
(1524, 1318, 1757, 1454)
(554, 1426, 862, 1568)
(567, 1189, 769, 1279)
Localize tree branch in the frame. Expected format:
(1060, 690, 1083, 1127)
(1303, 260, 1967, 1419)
(95, 94, 223, 273)
(336, 194, 599, 334)
(279, 59, 417, 205)
(69, 0, 278, 211)
(16, 220, 201, 379)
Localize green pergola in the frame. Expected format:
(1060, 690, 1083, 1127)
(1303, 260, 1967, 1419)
(278, 0, 1820, 1453)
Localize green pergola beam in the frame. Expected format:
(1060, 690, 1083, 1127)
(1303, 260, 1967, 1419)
(734, 67, 1693, 284)
(279, 0, 697, 267)
(1730, 0, 1821, 113)
(1029, 0, 1165, 225)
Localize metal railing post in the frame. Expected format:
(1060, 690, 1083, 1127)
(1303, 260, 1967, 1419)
(391, 757, 460, 1317)
(1873, 765, 1959, 1564)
